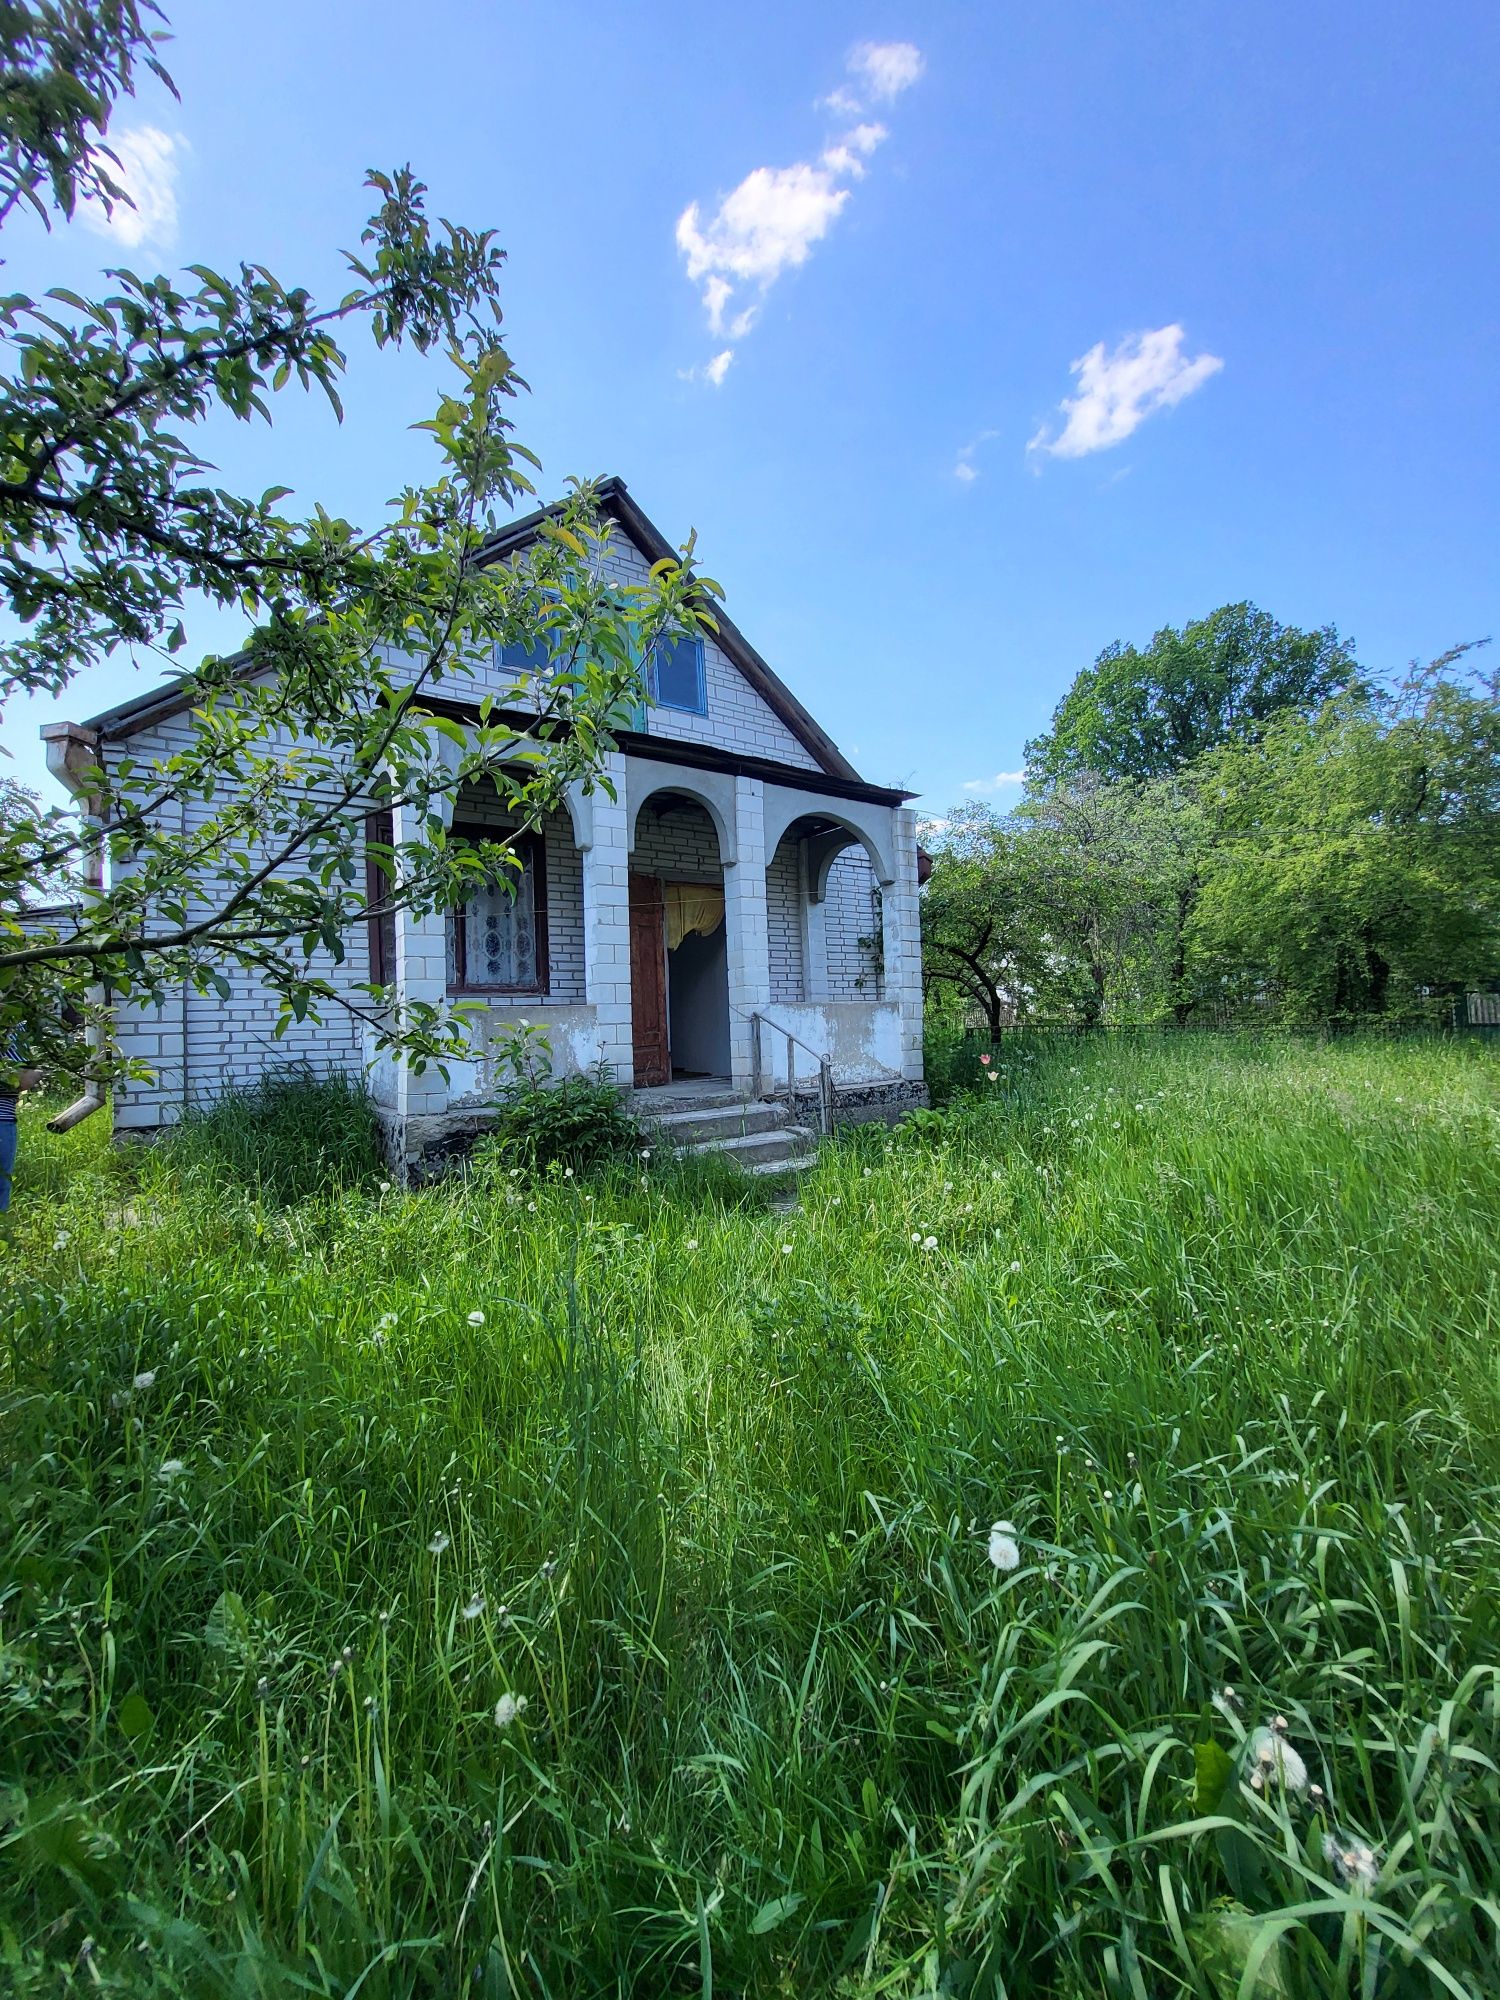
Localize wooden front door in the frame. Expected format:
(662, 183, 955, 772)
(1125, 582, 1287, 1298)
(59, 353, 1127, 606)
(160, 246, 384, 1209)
(629, 873, 670, 1086)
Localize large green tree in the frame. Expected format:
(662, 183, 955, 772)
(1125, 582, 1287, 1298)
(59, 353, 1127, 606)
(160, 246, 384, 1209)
(1190, 650, 1500, 1019)
(0, 3, 713, 1086)
(1026, 602, 1364, 785)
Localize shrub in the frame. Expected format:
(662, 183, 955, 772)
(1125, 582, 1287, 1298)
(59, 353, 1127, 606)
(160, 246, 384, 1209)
(479, 1070, 641, 1173)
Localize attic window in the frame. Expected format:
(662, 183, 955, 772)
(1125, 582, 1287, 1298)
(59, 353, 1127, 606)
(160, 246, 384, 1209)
(650, 634, 707, 716)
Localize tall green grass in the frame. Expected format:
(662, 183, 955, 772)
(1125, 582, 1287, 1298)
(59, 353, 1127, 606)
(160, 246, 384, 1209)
(1, 1037, 1497, 1996)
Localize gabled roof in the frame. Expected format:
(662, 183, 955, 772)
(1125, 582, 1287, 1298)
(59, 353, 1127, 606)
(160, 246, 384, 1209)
(476, 477, 862, 782)
(72, 477, 862, 784)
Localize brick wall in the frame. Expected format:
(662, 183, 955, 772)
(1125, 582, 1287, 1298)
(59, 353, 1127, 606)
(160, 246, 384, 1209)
(824, 848, 882, 1000)
(766, 838, 804, 1003)
(630, 798, 724, 880)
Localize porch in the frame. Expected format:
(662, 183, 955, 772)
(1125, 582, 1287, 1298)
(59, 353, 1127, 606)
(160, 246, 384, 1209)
(368, 747, 926, 1163)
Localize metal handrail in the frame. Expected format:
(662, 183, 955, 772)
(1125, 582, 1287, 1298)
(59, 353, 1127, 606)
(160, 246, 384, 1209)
(735, 1005, 835, 1136)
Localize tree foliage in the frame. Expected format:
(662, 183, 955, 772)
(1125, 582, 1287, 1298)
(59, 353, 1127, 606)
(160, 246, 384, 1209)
(1191, 650, 1500, 1019)
(926, 639, 1499, 1032)
(0, 4, 716, 1084)
(1026, 602, 1364, 785)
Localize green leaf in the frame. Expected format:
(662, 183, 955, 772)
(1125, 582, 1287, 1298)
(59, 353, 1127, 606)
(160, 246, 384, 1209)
(116, 1690, 154, 1746)
(749, 1893, 804, 1936)
(1193, 1737, 1234, 1814)
(204, 1589, 250, 1651)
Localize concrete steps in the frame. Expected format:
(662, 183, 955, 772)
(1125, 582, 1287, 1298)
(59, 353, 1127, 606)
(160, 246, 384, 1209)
(631, 1081, 817, 1178)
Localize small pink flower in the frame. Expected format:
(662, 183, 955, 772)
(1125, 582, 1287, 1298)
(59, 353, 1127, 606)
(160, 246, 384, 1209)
(979, 1053, 992, 1066)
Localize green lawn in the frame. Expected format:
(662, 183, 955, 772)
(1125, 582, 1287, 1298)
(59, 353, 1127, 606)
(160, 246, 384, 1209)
(2, 1036, 1498, 1997)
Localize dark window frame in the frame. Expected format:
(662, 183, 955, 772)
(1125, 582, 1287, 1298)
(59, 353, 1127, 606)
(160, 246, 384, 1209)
(447, 822, 550, 998)
(364, 808, 397, 989)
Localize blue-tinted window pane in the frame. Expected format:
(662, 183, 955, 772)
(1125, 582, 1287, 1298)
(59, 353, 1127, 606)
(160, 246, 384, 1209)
(499, 634, 552, 671)
(652, 635, 706, 714)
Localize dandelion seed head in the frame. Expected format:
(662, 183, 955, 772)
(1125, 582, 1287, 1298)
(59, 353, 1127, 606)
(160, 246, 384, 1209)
(1323, 1831, 1378, 1894)
(463, 1592, 485, 1620)
(133, 1370, 157, 1391)
(1245, 1724, 1309, 1795)
(467, 1310, 485, 1326)
(493, 1692, 528, 1730)
(428, 1532, 451, 1556)
(987, 1521, 1021, 1571)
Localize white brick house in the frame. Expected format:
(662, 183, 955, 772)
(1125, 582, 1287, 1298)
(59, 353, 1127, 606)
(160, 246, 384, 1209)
(43, 479, 926, 1162)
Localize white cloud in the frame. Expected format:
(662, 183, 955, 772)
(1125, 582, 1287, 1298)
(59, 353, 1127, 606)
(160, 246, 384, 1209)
(677, 43, 922, 380)
(848, 40, 926, 101)
(81, 126, 183, 250)
(953, 428, 998, 484)
(962, 770, 1027, 793)
(818, 84, 865, 118)
(1029, 324, 1222, 459)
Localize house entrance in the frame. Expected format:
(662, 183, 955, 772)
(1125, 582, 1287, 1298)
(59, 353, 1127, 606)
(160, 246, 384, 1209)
(629, 871, 730, 1085)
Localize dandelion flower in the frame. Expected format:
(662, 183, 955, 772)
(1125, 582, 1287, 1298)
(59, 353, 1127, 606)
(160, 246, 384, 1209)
(493, 1692, 528, 1730)
(467, 1310, 485, 1326)
(781, 1243, 794, 1256)
(378, 1180, 392, 1194)
(462, 1591, 485, 1621)
(1323, 1832, 1379, 1894)
(987, 1521, 1021, 1571)
(922, 1235, 938, 1251)
(1244, 1724, 1309, 1795)
(1008, 1260, 1021, 1274)
(428, 1532, 451, 1557)
(133, 1370, 157, 1391)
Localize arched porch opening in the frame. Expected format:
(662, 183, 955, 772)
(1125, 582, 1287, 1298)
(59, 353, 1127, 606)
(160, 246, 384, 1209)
(629, 789, 730, 1085)
(766, 814, 885, 1004)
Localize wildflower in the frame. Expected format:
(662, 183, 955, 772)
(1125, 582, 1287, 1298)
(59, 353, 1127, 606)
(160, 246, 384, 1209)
(462, 1592, 485, 1621)
(639, 1147, 652, 1161)
(863, 1167, 872, 1177)
(158, 1459, 186, 1481)
(922, 1235, 938, 1251)
(979, 1053, 991, 1066)
(1008, 1260, 1021, 1274)
(986, 1069, 998, 1082)
(781, 1243, 794, 1256)
(563, 1166, 574, 1179)
(685, 1238, 699, 1250)
(428, 1532, 451, 1557)
(540, 1556, 558, 1579)
(378, 1180, 392, 1194)
(133, 1370, 157, 1391)
(526, 1201, 537, 1213)
(1244, 1723, 1309, 1795)
(467, 1310, 485, 1326)
(987, 1521, 1021, 1570)
(1323, 1832, 1379, 1894)
(54, 1230, 72, 1249)
(493, 1692, 529, 1730)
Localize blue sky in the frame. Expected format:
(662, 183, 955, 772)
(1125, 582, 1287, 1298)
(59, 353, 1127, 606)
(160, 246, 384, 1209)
(8, 1, 1498, 812)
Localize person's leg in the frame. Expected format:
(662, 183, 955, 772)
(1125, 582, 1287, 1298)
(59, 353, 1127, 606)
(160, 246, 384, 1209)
(0, 1118, 16, 1212)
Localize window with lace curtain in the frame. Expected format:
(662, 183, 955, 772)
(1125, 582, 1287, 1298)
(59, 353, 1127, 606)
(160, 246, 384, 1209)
(446, 825, 549, 995)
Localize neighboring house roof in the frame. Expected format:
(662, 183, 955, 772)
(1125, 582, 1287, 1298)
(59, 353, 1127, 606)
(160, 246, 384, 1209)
(72, 476, 869, 787)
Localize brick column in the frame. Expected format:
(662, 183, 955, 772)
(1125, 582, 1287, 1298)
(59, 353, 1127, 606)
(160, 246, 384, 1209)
(577, 753, 633, 1084)
(883, 807, 925, 1081)
(724, 776, 769, 1090)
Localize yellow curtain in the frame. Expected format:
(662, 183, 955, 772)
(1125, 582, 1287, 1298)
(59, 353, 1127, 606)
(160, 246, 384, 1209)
(664, 883, 725, 951)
